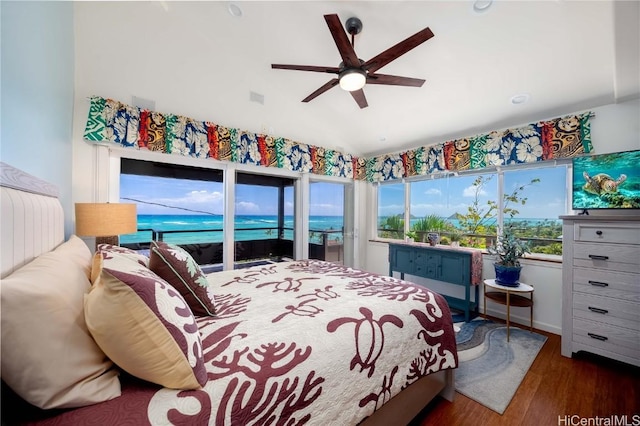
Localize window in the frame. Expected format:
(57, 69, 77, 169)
(503, 167, 566, 255)
(119, 159, 224, 248)
(377, 182, 405, 239)
(409, 173, 495, 247)
(120, 160, 299, 267)
(378, 163, 568, 256)
(234, 172, 295, 263)
(309, 181, 345, 262)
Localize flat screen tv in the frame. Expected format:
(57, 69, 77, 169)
(572, 149, 640, 211)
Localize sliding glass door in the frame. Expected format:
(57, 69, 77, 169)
(308, 181, 354, 266)
(234, 172, 295, 266)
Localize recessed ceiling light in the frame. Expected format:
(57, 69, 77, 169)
(510, 93, 530, 105)
(227, 2, 243, 18)
(473, 0, 493, 13)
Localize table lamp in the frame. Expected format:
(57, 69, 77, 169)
(75, 203, 137, 249)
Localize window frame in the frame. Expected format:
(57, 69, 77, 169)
(373, 160, 571, 261)
(108, 146, 357, 269)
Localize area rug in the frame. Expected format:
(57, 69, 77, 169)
(453, 318, 547, 414)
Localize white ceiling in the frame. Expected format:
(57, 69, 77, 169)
(75, 1, 639, 157)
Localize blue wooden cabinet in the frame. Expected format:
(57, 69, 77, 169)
(388, 243, 479, 322)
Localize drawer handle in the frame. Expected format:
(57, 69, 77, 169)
(588, 280, 609, 287)
(587, 333, 608, 342)
(595, 230, 603, 236)
(588, 254, 609, 260)
(588, 306, 608, 315)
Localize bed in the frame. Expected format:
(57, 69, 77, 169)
(0, 162, 457, 425)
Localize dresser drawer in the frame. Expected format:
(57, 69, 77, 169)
(573, 293, 639, 329)
(573, 267, 640, 302)
(575, 222, 640, 245)
(573, 242, 640, 274)
(573, 318, 640, 360)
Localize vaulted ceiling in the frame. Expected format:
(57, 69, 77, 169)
(75, 1, 639, 157)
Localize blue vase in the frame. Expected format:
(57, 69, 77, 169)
(494, 263, 521, 287)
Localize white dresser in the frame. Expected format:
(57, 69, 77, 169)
(560, 214, 640, 366)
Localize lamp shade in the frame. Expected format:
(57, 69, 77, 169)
(75, 203, 137, 237)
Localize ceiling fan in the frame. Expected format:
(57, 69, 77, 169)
(271, 14, 434, 109)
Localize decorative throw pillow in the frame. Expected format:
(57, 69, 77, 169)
(85, 252, 207, 390)
(1, 235, 121, 409)
(97, 243, 150, 266)
(93, 244, 149, 284)
(149, 240, 216, 316)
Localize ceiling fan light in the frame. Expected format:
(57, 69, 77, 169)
(339, 69, 366, 92)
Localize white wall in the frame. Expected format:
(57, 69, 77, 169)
(1, 1, 75, 236)
(361, 98, 640, 335)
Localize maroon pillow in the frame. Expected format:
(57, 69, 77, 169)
(148, 241, 216, 316)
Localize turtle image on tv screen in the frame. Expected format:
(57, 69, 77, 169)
(572, 149, 640, 210)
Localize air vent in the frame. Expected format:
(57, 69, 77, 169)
(250, 91, 264, 105)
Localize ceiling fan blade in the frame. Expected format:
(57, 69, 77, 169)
(272, 64, 340, 74)
(366, 73, 425, 87)
(302, 79, 340, 103)
(324, 14, 360, 68)
(350, 89, 368, 109)
(363, 27, 434, 74)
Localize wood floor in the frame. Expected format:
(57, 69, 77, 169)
(411, 325, 640, 426)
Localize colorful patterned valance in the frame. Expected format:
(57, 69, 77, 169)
(84, 96, 592, 183)
(365, 112, 592, 182)
(83, 96, 354, 178)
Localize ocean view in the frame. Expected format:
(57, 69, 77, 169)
(407, 217, 561, 229)
(120, 214, 345, 245)
(120, 214, 561, 246)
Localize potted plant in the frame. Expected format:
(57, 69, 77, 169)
(487, 226, 531, 286)
(405, 230, 417, 242)
(426, 231, 440, 246)
(449, 230, 462, 247)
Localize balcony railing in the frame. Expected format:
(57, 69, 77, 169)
(376, 228, 562, 252)
(122, 226, 344, 266)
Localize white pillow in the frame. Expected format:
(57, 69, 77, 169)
(0, 235, 121, 409)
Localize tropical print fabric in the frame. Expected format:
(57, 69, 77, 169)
(401, 148, 423, 178)
(367, 114, 591, 181)
(502, 124, 544, 164)
(542, 113, 593, 159)
(282, 140, 312, 173)
(83, 96, 592, 182)
(366, 154, 404, 182)
(238, 131, 261, 166)
(469, 134, 489, 169)
(425, 145, 446, 173)
(84, 96, 106, 141)
(443, 139, 471, 171)
(353, 157, 367, 181)
(331, 152, 353, 178)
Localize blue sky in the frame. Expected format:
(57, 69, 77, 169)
(380, 167, 568, 219)
(122, 167, 567, 219)
(120, 175, 345, 216)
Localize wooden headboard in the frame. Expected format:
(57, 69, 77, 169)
(0, 162, 64, 278)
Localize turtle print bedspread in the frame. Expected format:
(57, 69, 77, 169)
(14, 260, 458, 425)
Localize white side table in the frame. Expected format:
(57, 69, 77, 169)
(483, 279, 534, 341)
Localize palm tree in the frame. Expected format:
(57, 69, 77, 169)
(380, 214, 405, 239)
(411, 214, 451, 242)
